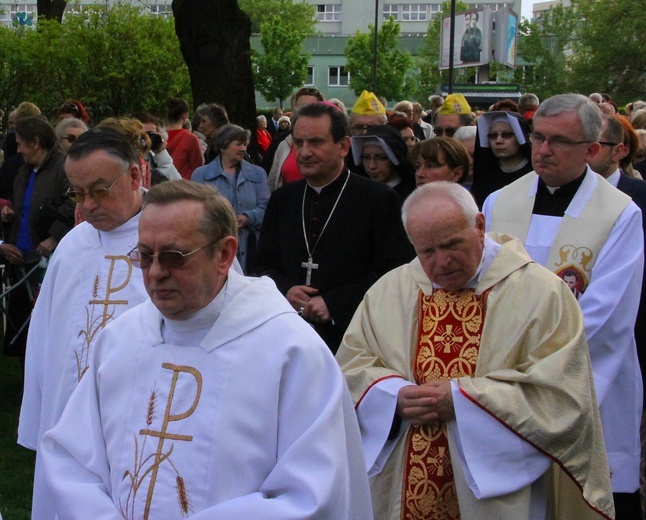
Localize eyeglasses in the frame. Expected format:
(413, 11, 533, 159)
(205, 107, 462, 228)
(350, 124, 372, 135)
(599, 141, 621, 147)
(128, 241, 219, 270)
(361, 153, 391, 163)
(529, 132, 592, 150)
(66, 175, 123, 203)
(434, 127, 457, 137)
(487, 131, 516, 140)
(60, 134, 77, 144)
(403, 136, 419, 144)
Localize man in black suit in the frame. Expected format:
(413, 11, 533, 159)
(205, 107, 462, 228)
(589, 114, 646, 515)
(267, 107, 283, 139)
(256, 102, 412, 353)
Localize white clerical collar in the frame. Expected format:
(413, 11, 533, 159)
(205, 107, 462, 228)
(97, 208, 141, 242)
(306, 169, 347, 194)
(432, 235, 501, 290)
(605, 168, 621, 188)
(161, 278, 229, 346)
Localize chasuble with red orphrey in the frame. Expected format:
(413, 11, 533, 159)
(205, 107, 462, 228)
(402, 289, 488, 520)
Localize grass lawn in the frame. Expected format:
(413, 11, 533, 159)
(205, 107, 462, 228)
(0, 355, 34, 520)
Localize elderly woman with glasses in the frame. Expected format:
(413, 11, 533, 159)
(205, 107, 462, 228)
(192, 124, 270, 274)
(55, 118, 88, 154)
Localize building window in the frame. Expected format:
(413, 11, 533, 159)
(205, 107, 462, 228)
(401, 4, 429, 21)
(383, 4, 399, 20)
(149, 4, 173, 17)
(383, 4, 432, 22)
(316, 4, 341, 22)
(328, 66, 349, 86)
(9, 4, 36, 27)
(305, 66, 315, 86)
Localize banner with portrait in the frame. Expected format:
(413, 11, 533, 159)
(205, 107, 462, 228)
(440, 8, 493, 69)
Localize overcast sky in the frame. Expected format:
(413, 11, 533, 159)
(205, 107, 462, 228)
(520, 0, 535, 21)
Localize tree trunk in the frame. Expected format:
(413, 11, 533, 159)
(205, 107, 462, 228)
(37, 0, 67, 22)
(172, 0, 257, 140)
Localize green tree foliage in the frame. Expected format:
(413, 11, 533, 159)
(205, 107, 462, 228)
(344, 18, 413, 101)
(568, 0, 646, 103)
(253, 15, 312, 108)
(513, 5, 576, 100)
(0, 3, 190, 121)
(239, 0, 315, 35)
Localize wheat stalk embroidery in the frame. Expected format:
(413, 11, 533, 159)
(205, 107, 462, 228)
(75, 276, 115, 381)
(74, 256, 133, 381)
(120, 363, 202, 519)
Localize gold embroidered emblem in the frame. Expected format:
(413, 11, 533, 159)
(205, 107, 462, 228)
(75, 255, 132, 381)
(554, 245, 594, 298)
(120, 363, 203, 519)
(402, 289, 488, 520)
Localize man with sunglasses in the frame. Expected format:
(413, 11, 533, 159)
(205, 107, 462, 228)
(39, 180, 372, 519)
(18, 127, 150, 520)
(483, 94, 644, 519)
(433, 93, 474, 139)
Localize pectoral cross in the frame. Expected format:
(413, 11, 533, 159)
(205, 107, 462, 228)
(301, 256, 318, 286)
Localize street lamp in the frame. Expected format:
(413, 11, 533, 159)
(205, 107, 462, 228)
(373, 0, 378, 93)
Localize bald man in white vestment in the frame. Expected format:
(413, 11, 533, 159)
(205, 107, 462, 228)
(337, 182, 613, 520)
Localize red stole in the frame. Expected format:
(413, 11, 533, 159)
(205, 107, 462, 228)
(401, 288, 488, 520)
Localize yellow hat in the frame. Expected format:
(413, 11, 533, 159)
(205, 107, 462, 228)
(439, 94, 471, 115)
(351, 90, 386, 115)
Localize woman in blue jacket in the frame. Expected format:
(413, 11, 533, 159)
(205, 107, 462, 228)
(192, 124, 270, 274)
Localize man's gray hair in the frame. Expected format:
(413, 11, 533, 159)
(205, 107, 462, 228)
(402, 182, 478, 230)
(144, 180, 238, 248)
(518, 93, 539, 112)
(601, 115, 624, 144)
(55, 118, 88, 140)
(535, 94, 602, 142)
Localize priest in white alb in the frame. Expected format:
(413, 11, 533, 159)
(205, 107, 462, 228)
(40, 180, 372, 519)
(337, 182, 614, 519)
(483, 94, 643, 518)
(18, 128, 150, 520)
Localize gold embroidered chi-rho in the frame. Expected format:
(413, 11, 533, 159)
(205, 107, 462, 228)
(401, 288, 489, 520)
(75, 255, 133, 381)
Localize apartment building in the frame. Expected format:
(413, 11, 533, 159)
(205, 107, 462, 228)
(1, 0, 523, 107)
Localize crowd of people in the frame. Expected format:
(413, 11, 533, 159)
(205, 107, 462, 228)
(0, 87, 645, 519)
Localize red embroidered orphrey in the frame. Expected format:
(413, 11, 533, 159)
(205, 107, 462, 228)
(401, 288, 489, 520)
